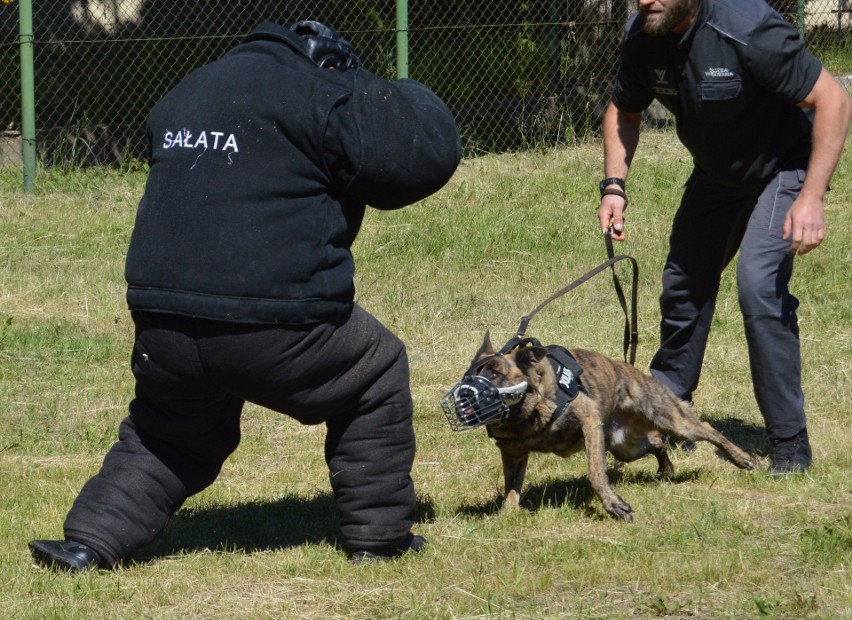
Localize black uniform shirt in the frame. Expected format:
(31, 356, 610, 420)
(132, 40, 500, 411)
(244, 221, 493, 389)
(612, 0, 823, 186)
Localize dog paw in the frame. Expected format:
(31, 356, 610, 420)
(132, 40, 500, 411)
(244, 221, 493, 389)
(503, 491, 522, 508)
(655, 464, 675, 481)
(603, 497, 633, 523)
(728, 451, 758, 471)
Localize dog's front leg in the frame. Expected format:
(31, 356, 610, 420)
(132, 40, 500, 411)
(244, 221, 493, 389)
(500, 450, 528, 508)
(578, 408, 633, 522)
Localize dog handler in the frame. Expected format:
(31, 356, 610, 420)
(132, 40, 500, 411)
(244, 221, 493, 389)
(29, 20, 461, 571)
(598, 0, 850, 473)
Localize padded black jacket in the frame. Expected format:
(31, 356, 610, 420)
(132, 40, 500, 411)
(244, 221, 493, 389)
(125, 22, 461, 324)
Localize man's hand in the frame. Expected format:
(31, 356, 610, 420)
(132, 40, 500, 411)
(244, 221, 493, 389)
(599, 194, 628, 241)
(600, 103, 640, 242)
(787, 68, 852, 255)
(783, 193, 825, 255)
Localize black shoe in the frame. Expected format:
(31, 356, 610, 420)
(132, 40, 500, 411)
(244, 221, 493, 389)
(29, 540, 102, 572)
(770, 428, 812, 475)
(349, 532, 427, 564)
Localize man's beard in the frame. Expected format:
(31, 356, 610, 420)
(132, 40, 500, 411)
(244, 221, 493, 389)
(638, 0, 693, 36)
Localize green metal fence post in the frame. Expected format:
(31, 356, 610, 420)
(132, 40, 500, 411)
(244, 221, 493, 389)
(797, 0, 806, 39)
(18, 0, 36, 192)
(396, 0, 409, 79)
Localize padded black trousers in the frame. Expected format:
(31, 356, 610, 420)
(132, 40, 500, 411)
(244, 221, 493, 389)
(63, 304, 417, 565)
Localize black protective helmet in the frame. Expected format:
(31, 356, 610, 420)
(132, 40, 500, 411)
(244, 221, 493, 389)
(290, 20, 360, 70)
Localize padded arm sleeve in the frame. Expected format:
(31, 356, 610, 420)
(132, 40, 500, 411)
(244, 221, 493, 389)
(325, 72, 462, 210)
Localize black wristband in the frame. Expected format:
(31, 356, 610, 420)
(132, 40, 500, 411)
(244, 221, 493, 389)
(599, 177, 625, 197)
(601, 187, 628, 209)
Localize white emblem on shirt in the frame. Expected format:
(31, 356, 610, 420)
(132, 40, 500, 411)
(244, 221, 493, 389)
(162, 129, 239, 153)
(705, 67, 735, 78)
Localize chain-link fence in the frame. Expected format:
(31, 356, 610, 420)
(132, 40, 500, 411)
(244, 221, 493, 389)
(1, 0, 850, 170)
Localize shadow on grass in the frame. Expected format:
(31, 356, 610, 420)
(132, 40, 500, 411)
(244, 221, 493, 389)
(458, 467, 704, 519)
(703, 416, 770, 457)
(455, 425, 761, 521)
(131, 493, 436, 564)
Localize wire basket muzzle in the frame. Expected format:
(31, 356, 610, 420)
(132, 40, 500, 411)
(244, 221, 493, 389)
(440, 376, 511, 431)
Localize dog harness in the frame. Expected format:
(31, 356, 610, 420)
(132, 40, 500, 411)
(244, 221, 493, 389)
(545, 345, 584, 424)
(481, 344, 583, 438)
(442, 337, 585, 433)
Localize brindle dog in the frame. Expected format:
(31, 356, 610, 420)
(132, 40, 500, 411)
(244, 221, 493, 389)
(470, 332, 756, 522)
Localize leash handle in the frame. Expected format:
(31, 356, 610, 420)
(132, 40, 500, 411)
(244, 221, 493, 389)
(605, 230, 639, 365)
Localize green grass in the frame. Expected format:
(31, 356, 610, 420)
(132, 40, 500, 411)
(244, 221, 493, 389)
(1, 132, 850, 618)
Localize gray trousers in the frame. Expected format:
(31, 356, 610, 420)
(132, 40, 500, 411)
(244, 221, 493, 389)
(649, 167, 807, 441)
(63, 304, 417, 565)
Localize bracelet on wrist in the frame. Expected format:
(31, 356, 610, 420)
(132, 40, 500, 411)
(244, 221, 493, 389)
(599, 177, 625, 197)
(601, 187, 628, 209)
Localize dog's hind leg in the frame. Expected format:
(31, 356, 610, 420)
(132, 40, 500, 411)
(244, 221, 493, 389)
(693, 420, 757, 471)
(651, 398, 757, 471)
(500, 450, 528, 508)
(648, 432, 675, 480)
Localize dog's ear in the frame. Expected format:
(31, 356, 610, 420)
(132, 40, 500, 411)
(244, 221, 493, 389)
(514, 345, 548, 371)
(474, 331, 495, 360)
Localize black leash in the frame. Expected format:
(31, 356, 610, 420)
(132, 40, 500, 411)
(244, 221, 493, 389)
(514, 231, 639, 365)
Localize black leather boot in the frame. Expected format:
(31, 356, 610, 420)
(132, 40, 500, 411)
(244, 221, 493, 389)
(349, 532, 427, 564)
(29, 540, 103, 572)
